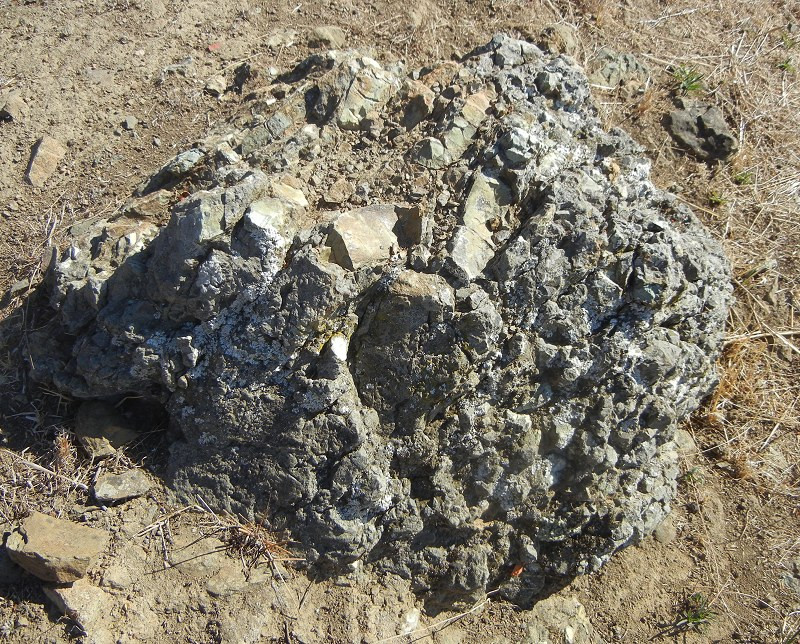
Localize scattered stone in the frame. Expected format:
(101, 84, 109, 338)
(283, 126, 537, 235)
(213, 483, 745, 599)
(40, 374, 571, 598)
(308, 25, 346, 49)
(94, 469, 152, 504)
(205, 75, 227, 97)
(122, 115, 137, 130)
(25, 136, 66, 187)
(162, 56, 194, 77)
(674, 428, 698, 455)
(5, 512, 109, 583)
(401, 80, 435, 130)
(523, 595, 597, 643)
(665, 98, 739, 161)
(32, 34, 732, 609)
(654, 515, 677, 544)
(0, 92, 26, 122)
(74, 401, 139, 459)
(589, 47, 649, 94)
(43, 579, 115, 643)
(332, 57, 400, 131)
(537, 23, 579, 56)
(265, 29, 297, 49)
(324, 178, 353, 205)
(326, 204, 400, 269)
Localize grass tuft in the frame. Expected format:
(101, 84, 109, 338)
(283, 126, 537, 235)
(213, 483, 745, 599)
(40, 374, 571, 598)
(671, 65, 704, 95)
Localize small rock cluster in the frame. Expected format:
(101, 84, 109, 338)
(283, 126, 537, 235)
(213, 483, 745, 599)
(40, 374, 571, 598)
(31, 35, 732, 606)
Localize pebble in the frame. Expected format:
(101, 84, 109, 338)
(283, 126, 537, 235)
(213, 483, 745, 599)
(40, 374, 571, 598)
(324, 177, 353, 205)
(653, 516, 677, 544)
(204, 75, 227, 97)
(0, 93, 26, 122)
(94, 469, 152, 504)
(122, 115, 138, 130)
(308, 25, 346, 49)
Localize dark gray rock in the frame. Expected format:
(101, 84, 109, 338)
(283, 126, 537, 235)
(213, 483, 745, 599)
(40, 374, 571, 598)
(30, 34, 732, 608)
(666, 98, 739, 161)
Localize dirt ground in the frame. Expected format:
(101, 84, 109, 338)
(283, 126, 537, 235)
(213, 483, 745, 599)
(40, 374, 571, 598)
(1, 0, 799, 642)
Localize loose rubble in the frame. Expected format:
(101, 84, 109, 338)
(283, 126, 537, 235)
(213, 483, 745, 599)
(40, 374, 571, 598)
(31, 35, 732, 607)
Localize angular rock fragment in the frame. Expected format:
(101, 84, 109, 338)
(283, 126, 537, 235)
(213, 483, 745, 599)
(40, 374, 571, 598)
(308, 25, 346, 49)
(666, 98, 739, 161)
(30, 34, 732, 608)
(43, 579, 115, 642)
(6, 512, 108, 583)
(537, 24, 579, 56)
(26, 136, 66, 187)
(94, 469, 152, 504)
(0, 92, 26, 122)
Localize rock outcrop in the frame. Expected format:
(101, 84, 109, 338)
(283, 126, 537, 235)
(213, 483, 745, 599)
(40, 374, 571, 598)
(30, 35, 732, 607)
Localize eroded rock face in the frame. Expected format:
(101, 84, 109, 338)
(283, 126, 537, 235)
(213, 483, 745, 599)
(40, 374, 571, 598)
(31, 35, 732, 607)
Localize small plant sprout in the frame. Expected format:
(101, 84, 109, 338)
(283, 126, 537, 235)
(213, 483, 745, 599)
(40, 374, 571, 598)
(707, 190, 727, 207)
(777, 58, 796, 73)
(677, 592, 717, 632)
(671, 65, 704, 95)
(780, 31, 798, 50)
(733, 170, 754, 185)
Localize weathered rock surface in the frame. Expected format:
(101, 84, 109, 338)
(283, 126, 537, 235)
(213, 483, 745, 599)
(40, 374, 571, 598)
(94, 469, 152, 504)
(5, 512, 109, 583)
(43, 579, 117, 644)
(666, 98, 739, 161)
(30, 35, 732, 607)
(26, 135, 66, 187)
(523, 595, 598, 643)
(590, 47, 649, 93)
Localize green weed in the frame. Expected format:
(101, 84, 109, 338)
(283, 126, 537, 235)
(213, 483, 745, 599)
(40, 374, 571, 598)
(733, 171, 753, 185)
(678, 593, 717, 631)
(671, 65, 704, 95)
(777, 59, 796, 73)
(707, 190, 727, 207)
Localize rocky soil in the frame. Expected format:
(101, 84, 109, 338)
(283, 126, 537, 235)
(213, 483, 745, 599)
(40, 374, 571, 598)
(1, 1, 799, 643)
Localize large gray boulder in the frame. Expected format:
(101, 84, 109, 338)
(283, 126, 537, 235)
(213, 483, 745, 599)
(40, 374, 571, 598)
(30, 35, 732, 607)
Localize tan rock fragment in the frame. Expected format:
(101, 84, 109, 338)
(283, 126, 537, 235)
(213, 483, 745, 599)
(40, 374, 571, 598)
(26, 136, 66, 187)
(6, 512, 109, 583)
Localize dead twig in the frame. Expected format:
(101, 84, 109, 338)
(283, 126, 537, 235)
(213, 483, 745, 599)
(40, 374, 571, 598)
(0, 447, 88, 491)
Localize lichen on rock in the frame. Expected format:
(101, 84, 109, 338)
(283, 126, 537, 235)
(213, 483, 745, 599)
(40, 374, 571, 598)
(30, 34, 732, 608)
